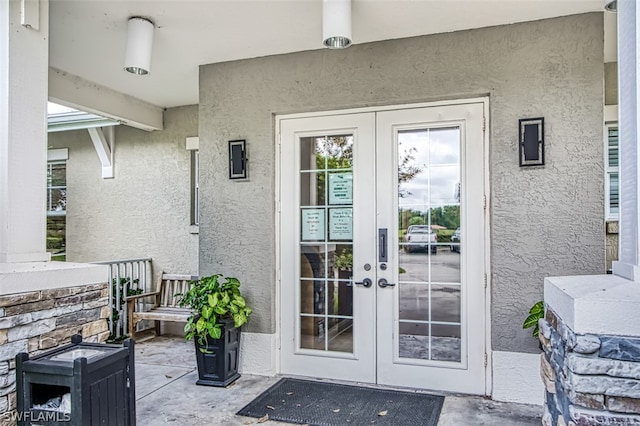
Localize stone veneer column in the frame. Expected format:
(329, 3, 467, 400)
(541, 275, 640, 425)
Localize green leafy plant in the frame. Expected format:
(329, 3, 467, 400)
(107, 277, 142, 343)
(522, 300, 544, 337)
(177, 274, 252, 351)
(334, 248, 353, 270)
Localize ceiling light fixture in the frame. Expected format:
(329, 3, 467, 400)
(604, 0, 617, 12)
(323, 0, 352, 49)
(124, 17, 154, 75)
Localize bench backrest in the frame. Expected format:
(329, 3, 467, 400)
(158, 273, 198, 308)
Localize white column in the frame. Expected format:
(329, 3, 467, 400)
(0, 0, 50, 263)
(612, 0, 640, 280)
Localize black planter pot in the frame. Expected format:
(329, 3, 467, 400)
(194, 318, 241, 387)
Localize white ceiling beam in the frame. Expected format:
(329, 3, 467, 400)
(49, 67, 163, 131)
(87, 127, 114, 179)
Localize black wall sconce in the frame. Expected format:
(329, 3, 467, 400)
(519, 117, 544, 167)
(229, 139, 247, 179)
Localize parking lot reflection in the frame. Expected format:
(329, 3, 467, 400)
(397, 249, 462, 362)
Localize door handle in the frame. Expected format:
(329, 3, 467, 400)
(354, 278, 373, 288)
(378, 278, 396, 288)
(378, 228, 388, 262)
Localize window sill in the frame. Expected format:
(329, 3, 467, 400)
(189, 225, 199, 234)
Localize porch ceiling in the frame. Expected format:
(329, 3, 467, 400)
(50, 0, 606, 110)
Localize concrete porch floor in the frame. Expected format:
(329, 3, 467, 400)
(135, 336, 542, 425)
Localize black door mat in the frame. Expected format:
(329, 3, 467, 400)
(237, 378, 445, 426)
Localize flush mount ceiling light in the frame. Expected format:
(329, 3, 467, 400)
(323, 0, 352, 49)
(604, 0, 617, 12)
(124, 17, 154, 75)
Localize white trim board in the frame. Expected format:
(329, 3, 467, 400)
(186, 136, 199, 150)
(491, 351, 544, 406)
(277, 97, 490, 121)
(47, 148, 68, 162)
(239, 332, 277, 377)
(0, 262, 108, 295)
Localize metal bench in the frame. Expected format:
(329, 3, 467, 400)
(125, 272, 197, 339)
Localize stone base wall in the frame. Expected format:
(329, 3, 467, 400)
(0, 283, 109, 423)
(540, 308, 640, 426)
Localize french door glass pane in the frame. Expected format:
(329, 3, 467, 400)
(300, 316, 325, 350)
(300, 245, 326, 278)
(397, 127, 462, 363)
(299, 135, 354, 354)
(300, 280, 324, 315)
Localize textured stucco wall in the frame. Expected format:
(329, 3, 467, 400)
(47, 105, 199, 277)
(199, 14, 604, 351)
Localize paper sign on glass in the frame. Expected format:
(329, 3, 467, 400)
(329, 208, 353, 240)
(328, 173, 353, 205)
(301, 209, 325, 241)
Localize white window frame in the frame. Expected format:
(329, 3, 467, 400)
(47, 160, 67, 217)
(186, 137, 200, 228)
(605, 122, 619, 221)
(46, 156, 67, 260)
(193, 149, 200, 226)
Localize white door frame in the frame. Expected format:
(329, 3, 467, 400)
(275, 97, 492, 395)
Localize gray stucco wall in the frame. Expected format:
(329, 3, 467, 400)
(199, 13, 604, 352)
(48, 105, 199, 277)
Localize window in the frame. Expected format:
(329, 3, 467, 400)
(605, 124, 619, 220)
(186, 136, 199, 229)
(191, 150, 199, 226)
(47, 161, 67, 260)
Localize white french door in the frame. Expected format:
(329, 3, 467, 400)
(280, 113, 377, 382)
(279, 101, 487, 394)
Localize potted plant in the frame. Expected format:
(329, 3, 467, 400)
(522, 300, 544, 337)
(177, 274, 252, 387)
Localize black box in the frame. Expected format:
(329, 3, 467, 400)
(16, 335, 135, 426)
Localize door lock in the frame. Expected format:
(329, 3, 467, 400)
(378, 278, 396, 288)
(355, 278, 373, 288)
